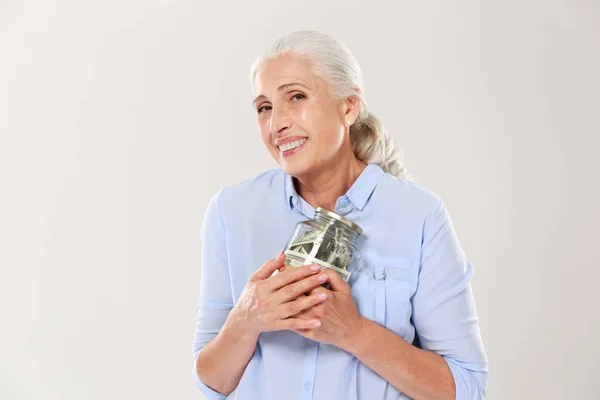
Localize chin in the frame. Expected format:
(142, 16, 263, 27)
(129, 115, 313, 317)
(278, 156, 315, 178)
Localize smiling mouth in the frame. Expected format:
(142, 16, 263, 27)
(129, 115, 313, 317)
(278, 138, 308, 152)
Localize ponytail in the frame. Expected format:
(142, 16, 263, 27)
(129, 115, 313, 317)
(350, 111, 410, 179)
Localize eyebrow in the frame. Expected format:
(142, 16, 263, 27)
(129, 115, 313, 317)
(252, 83, 309, 106)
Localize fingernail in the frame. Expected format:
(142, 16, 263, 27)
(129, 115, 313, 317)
(318, 274, 328, 282)
(310, 265, 320, 271)
(313, 320, 321, 327)
(318, 293, 327, 300)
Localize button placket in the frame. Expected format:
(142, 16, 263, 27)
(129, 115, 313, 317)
(374, 265, 386, 326)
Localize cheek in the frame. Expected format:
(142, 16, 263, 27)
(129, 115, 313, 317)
(258, 122, 271, 146)
(298, 104, 334, 141)
(259, 129, 268, 145)
(299, 108, 344, 149)
(298, 103, 323, 129)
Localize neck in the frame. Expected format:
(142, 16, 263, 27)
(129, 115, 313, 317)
(294, 155, 367, 211)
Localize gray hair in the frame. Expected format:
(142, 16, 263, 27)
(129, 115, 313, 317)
(250, 30, 410, 180)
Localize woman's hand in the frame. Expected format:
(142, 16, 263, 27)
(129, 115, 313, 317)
(227, 253, 330, 338)
(291, 268, 365, 348)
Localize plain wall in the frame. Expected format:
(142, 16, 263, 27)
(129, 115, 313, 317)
(1, 1, 599, 399)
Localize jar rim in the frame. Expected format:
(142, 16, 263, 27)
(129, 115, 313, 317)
(314, 207, 363, 235)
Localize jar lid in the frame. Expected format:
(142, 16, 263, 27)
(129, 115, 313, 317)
(315, 207, 363, 235)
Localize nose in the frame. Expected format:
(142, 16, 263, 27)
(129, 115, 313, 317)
(269, 106, 291, 136)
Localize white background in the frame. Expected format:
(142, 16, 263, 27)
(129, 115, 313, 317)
(1, 1, 599, 399)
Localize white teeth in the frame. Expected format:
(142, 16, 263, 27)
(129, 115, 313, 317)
(280, 138, 307, 152)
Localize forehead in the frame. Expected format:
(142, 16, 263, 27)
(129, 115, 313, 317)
(253, 53, 317, 96)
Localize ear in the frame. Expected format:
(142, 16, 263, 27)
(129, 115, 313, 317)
(340, 89, 361, 127)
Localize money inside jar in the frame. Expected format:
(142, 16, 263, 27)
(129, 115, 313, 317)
(283, 207, 362, 282)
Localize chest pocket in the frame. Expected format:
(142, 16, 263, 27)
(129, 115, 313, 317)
(351, 255, 413, 339)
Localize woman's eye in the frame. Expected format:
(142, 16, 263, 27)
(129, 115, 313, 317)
(257, 105, 272, 114)
(291, 93, 306, 101)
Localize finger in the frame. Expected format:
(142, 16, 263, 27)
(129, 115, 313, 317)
(278, 264, 294, 273)
(321, 268, 350, 293)
(273, 317, 321, 331)
(294, 329, 310, 334)
(279, 291, 328, 319)
(307, 285, 329, 296)
(251, 252, 286, 281)
(279, 263, 312, 297)
(273, 270, 329, 303)
(266, 263, 323, 292)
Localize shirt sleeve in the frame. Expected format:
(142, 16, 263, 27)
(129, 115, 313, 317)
(192, 188, 233, 399)
(411, 198, 489, 399)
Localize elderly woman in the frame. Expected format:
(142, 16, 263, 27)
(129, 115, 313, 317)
(192, 30, 488, 400)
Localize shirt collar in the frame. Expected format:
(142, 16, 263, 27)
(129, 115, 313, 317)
(284, 163, 385, 211)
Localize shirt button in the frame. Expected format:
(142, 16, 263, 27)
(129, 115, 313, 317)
(304, 382, 311, 390)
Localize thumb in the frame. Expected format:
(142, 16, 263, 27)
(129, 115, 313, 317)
(322, 268, 350, 293)
(251, 252, 286, 281)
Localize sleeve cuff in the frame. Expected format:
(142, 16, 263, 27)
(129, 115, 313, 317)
(444, 357, 488, 400)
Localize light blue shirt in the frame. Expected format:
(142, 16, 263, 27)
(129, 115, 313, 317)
(192, 163, 488, 399)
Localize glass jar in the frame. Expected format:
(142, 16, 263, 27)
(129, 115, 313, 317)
(282, 207, 363, 283)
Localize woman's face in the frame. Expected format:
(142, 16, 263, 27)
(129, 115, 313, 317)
(253, 53, 356, 178)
